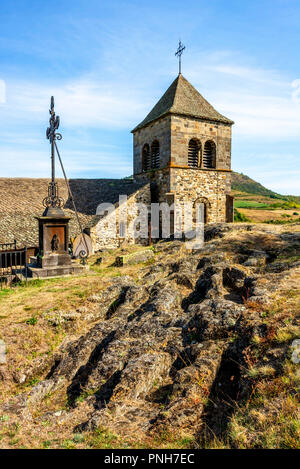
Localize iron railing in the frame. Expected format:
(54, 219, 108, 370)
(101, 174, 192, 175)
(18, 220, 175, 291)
(0, 246, 28, 289)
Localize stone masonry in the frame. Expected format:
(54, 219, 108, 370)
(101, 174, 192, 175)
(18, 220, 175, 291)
(132, 74, 234, 228)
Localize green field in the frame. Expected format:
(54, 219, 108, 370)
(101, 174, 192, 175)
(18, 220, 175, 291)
(234, 200, 269, 209)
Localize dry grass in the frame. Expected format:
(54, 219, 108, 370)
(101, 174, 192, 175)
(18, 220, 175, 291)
(239, 208, 300, 223)
(0, 244, 155, 404)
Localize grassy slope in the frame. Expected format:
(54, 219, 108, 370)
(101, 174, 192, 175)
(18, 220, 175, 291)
(0, 231, 299, 449)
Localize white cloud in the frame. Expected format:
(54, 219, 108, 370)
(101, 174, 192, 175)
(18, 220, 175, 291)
(0, 147, 132, 178)
(1, 56, 300, 140)
(204, 64, 287, 87)
(217, 92, 300, 138)
(2, 77, 149, 130)
(183, 53, 300, 139)
(292, 79, 300, 103)
(0, 79, 6, 103)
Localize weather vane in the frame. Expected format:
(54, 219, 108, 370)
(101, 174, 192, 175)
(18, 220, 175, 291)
(175, 40, 185, 75)
(43, 96, 64, 211)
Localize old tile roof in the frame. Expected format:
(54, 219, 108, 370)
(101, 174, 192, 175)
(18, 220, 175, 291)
(0, 178, 146, 247)
(132, 74, 234, 131)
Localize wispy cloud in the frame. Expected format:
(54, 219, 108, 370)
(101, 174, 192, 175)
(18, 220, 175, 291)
(0, 80, 5, 103)
(2, 77, 149, 129)
(0, 147, 132, 178)
(205, 64, 287, 87)
(239, 168, 300, 195)
(216, 91, 300, 138)
(184, 53, 300, 139)
(2, 58, 300, 139)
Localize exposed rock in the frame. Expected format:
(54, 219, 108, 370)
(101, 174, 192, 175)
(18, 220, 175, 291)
(12, 372, 27, 384)
(43, 310, 81, 326)
(0, 339, 6, 364)
(1, 223, 299, 444)
(114, 249, 154, 266)
(244, 250, 267, 267)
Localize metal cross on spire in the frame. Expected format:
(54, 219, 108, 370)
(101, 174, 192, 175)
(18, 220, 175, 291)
(175, 40, 185, 75)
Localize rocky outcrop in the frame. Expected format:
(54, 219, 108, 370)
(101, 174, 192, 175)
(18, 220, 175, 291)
(1, 223, 299, 443)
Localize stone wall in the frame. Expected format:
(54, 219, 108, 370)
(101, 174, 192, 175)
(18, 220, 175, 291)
(170, 167, 232, 224)
(133, 113, 232, 226)
(133, 116, 171, 174)
(90, 183, 151, 251)
(135, 167, 231, 229)
(170, 115, 231, 169)
(133, 115, 232, 175)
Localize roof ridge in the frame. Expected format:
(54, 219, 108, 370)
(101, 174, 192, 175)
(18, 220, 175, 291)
(169, 74, 181, 112)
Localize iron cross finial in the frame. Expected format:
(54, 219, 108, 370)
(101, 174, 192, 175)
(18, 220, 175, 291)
(43, 96, 64, 211)
(46, 96, 60, 143)
(175, 40, 186, 75)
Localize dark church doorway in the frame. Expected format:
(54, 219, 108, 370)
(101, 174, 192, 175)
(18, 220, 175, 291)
(194, 197, 210, 225)
(226, 195, 234, 222)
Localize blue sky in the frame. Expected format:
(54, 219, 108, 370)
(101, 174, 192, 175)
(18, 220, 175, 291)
(0, 0, 299, 194)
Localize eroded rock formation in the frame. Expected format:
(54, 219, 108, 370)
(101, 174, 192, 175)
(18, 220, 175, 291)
(1, 223, 299, 444)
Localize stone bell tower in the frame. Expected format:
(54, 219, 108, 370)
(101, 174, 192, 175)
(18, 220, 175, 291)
(131, 72, 234, 224)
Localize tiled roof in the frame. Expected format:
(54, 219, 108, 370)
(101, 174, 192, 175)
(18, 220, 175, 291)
(132, 74, 234, 131)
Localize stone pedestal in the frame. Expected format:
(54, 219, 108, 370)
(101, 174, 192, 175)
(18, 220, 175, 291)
(28, 263, 86, 278)
(37, 212, 71, 267)
(28, 206, 86, 278)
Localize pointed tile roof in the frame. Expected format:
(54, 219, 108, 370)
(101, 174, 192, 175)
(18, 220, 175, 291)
(132, 74, 234, 132)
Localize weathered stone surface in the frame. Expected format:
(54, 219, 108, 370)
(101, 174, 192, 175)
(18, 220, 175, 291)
(1, 224, 299, 442)
(0, 339, 6, 364)
(115, 249, 154, 266)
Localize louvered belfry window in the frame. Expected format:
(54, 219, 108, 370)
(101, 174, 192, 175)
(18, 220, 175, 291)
(188, 139, 200, 167)
(151, 141, 160, 169)
(142, 144, 150, 172)
(203, 141, 216, 168)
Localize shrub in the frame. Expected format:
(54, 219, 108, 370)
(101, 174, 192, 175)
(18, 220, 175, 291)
(234, 209, 252, 222)
(26, 316, 38, 325)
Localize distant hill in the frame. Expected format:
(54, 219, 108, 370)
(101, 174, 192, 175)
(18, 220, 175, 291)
(232, 172, 282, 198)
(232, 171, 300, 202)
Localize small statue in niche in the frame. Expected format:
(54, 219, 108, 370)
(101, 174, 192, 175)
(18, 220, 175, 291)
(51, 234, 59, 252)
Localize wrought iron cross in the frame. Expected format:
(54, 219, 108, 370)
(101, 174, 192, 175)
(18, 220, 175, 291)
(175, 40, 185, 75)
(47, 97, 60, 142)
(44, 97, 63, 210)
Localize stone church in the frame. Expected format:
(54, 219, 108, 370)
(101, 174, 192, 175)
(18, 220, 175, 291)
(90, 73, 234, 249)
(133, 73, 234, 220)
(0, 73, 234, 252)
